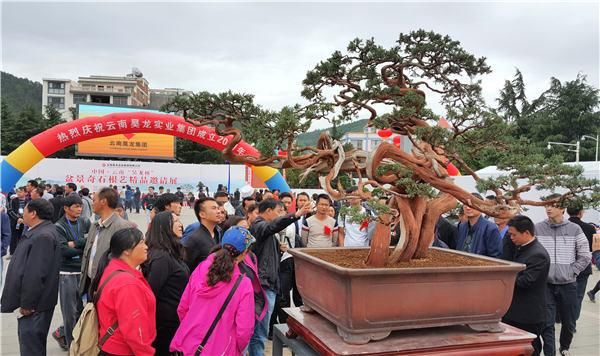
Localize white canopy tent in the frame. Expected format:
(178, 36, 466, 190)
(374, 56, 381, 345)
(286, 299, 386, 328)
(452, 162, 599, 224)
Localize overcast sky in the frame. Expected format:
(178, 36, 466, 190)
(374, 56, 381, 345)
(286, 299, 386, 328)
(2, 1, 598, 129)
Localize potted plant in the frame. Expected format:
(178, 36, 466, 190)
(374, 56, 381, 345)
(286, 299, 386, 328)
(164, 30, 600, 344)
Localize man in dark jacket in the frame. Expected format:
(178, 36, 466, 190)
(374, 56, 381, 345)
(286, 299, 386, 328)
(49, 185, 66, 223)
(183, 197, 222, 273)
(248, 198, 311, 356)
(502, 216, 550, 356)
(53, 195, 91, 350)
(7, 187, 27, 254)
(566, 204, 596, 321)
(456, 193, 502, 258)
(1, 199, 62, 356)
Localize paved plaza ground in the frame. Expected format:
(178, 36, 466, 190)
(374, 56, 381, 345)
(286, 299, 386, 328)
(1, 206, 598, 355)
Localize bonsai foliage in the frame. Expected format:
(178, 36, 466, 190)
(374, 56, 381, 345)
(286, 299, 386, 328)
(170, 29, 600, 267)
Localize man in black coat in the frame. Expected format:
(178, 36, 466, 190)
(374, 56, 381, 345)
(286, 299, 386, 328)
(183, 197, 222, 273)
(1, 199, 62, 356)
(502, 215, 550, 356)
(248, 198, 311, 356)
(567, 204, 595, 321)
(7, 187, 27, 254)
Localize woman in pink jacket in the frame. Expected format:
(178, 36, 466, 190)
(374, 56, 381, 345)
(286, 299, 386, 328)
(170, 226, 256, 355)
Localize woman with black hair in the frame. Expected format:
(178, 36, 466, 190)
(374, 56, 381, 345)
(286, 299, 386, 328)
(143, 211, 190, 355)
(170, 226, 256, 355)
(91, 228, 156, 356)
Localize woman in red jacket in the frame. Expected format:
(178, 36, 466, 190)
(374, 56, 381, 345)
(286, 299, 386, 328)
(90, 227, 156, 356)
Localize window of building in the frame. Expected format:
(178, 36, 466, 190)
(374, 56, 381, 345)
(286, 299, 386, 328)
(48, 96, 65, 109)
(90, 95, 110, 104)
(48, 81, 65, 94)
(73, 94, 87, 104)
(97, 85, 105, 91)
(113, 96, 128, 106)
(351, 140, 363, 150)
(106, 85, 113, 91)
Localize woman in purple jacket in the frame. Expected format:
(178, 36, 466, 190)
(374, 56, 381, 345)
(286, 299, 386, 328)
(170, 226, 256, 355)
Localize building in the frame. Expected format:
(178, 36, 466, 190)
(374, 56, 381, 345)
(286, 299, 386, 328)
(342, 127, 412, 152)
(41, 78, 78, 119)
(42, 69, 151, 120)
(148, 88, 192, 110)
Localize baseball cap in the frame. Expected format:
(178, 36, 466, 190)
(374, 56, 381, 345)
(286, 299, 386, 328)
(221, 225, 256, 254)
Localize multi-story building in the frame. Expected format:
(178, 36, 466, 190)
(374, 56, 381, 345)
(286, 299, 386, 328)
(148, 88, 192, 110)
(342, 127, 412, 152)
(42, 69, 151, 120)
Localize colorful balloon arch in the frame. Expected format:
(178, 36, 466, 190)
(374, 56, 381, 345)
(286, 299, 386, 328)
(0, 112, 290, 193)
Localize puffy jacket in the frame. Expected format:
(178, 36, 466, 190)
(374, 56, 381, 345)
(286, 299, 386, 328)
(96, 258, 156, 356)
(170, 254, 254, 355)
(250, 214, 298, 291)
(535, 219, 591, 285)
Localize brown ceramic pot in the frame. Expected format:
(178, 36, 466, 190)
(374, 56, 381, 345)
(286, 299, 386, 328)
(288, 247, 525, 345)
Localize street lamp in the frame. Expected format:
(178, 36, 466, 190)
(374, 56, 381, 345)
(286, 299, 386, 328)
(582, 134, 599, 162)
(547, 140, 580, 162)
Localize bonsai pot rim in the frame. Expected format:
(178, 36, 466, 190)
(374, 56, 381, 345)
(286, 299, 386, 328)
(288, 247, 525, 275)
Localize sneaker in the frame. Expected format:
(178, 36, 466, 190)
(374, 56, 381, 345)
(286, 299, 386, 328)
(560, 349, 571, 356)
(588, 290, 596, 303)
(52, 328, 68, 351)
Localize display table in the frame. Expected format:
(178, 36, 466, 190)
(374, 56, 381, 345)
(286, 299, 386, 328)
(275, 308, 534, 356)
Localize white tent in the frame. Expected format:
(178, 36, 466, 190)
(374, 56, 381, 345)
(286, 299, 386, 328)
(452, 161, 600, 225)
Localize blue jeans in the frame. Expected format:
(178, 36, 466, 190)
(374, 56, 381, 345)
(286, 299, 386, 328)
(248, 288, 277, 356)
(542, 283, 577, 356)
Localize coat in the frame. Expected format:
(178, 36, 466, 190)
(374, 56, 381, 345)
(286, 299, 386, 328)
(240, 252, 268, 321)
(170, 254, 254, 356)
(96, 258, 156, 356)
(1, 220, 62, 312)
(456, 216, 502, 258)
(143, 249, 190, 328)
(250, 214, 298, 291)
(568, 216, 596, 277)
(79, 213, 133, 295)
(183, 223, 219, 273)
(502, 238, 550, 325)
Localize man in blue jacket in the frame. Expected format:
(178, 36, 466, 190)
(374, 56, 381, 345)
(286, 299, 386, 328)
(456, 193, 502, 258)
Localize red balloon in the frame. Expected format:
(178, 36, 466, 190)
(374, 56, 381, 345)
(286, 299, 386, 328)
(377, 129, 392, 138)
(393, 135, 401, 146)
(277, 149, 287, 157)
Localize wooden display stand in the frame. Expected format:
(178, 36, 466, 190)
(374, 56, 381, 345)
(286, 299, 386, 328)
(279, 308, 535, 356)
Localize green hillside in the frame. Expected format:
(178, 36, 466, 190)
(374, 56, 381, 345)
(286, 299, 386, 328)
(1, 71, 42, 113)
(296, 119, 368, 146)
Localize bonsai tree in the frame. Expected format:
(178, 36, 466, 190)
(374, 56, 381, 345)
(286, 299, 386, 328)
(165, 30, 600, 267)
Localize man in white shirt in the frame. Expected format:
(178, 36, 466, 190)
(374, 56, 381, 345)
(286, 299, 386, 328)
(338, 187, 374, 247)
(301, 194, 339, 247)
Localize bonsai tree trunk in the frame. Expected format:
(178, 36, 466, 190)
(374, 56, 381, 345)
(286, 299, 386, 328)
(365, 215, 393, 267)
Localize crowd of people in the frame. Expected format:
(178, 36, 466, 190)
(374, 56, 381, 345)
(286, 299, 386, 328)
(0, 181, 598, 356)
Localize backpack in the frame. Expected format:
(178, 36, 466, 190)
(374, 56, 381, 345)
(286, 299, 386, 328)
(69, 270, 126, 356)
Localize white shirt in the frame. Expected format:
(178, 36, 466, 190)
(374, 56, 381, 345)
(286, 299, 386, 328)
(338, 206, 373, 247)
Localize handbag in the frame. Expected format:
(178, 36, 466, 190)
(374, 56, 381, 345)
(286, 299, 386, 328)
(194, 274, 244, 355)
